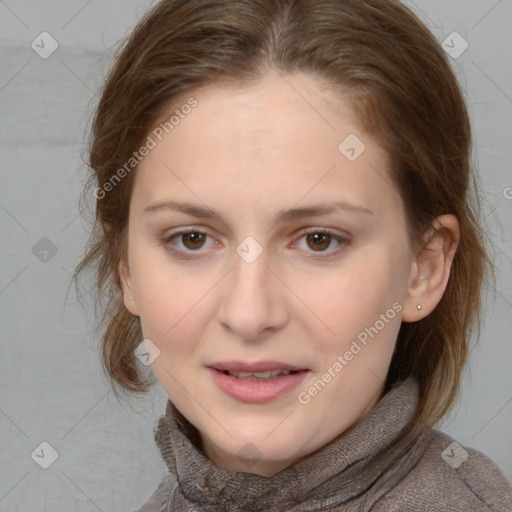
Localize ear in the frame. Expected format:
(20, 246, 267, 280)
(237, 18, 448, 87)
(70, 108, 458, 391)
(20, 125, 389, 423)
(119, 257, 140, 317)
(402, 214, 460, 322)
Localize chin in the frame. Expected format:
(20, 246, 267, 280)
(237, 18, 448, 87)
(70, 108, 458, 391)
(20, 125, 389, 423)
(212, 421, 314, 465)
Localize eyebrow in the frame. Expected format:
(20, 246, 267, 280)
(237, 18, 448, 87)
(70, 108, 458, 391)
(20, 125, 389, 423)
(143, 199, 374, 224)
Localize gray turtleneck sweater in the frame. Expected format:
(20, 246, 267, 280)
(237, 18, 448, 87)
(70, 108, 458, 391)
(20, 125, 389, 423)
(133, 378, 512, 511)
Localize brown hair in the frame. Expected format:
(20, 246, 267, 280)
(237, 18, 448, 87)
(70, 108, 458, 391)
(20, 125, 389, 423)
(73, 0, 495, 432)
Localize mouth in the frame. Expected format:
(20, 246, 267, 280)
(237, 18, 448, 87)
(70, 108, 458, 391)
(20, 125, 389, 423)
(207, 361, 310, 403)
(208, 360, 308, 378)
(214, 369, 302, 381)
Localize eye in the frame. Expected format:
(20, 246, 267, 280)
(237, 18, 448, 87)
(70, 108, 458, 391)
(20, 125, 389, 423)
(163, 229, 217, 254)
(293, 228, 349, 256)
(305, 232, 335, 251)
(161, 227, 349, 260)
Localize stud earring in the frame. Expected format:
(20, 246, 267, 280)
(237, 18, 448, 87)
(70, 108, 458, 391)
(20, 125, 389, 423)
(417, 304, 422, 310)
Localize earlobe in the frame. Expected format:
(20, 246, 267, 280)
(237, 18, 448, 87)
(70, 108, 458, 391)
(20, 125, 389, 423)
(402, 214, 460, 322)
(119, 258, 140, 317)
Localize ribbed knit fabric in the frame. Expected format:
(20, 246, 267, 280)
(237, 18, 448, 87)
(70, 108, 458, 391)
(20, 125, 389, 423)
(134, 378, 512, 511)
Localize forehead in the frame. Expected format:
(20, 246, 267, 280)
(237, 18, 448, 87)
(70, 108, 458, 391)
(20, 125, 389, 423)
(163, 72, 362, 144)
(131, 73, 395, 218)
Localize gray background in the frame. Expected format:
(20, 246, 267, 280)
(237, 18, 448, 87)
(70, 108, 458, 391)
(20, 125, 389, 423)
(0, 0, 511, 510)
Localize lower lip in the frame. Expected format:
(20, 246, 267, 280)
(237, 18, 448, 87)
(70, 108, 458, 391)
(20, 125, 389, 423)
(208, 368, 309, 403)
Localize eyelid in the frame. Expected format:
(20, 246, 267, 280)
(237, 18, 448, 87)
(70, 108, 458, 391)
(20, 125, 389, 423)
(163, 226, 213, 238)
(295, 226, 350, 239)
(162, 226, 218, 246)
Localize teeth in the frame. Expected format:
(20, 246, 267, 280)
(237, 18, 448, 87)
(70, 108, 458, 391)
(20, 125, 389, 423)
(227, 370, 292, 381)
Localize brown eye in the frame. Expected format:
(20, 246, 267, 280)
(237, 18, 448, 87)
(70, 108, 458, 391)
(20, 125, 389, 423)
(163, 228, 218, 258)
(181, 232, 206, 250)
(306, 232, 332, 251)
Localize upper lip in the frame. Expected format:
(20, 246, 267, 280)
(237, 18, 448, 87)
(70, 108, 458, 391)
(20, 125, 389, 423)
(207, 360, 308, 372)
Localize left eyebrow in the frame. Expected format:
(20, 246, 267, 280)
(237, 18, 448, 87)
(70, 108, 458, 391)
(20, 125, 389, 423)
(143, 199, 374, 224)
(274, 201, 374, 223)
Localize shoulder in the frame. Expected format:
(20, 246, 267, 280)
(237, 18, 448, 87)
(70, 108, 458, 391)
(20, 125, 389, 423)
(373, 429, 512, 512)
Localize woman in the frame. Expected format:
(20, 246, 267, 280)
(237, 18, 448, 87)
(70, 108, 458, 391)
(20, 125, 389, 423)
(73, 0, 512, 509)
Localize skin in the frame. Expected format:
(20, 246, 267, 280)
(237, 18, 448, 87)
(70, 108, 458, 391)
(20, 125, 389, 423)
(119, 71, 460, 477)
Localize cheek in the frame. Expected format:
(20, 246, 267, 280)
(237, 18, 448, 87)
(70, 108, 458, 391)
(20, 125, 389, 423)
(293, 253, 404, 389)
(135, 261, 210, 396)
(130, 248, 209, 347)
(303, 252, 401, 336)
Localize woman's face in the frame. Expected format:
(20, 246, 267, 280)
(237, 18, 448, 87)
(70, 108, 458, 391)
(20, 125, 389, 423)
(120, 72, 418, 476)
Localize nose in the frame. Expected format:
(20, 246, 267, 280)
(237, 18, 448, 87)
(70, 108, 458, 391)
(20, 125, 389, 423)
(218, 248, 289, 341)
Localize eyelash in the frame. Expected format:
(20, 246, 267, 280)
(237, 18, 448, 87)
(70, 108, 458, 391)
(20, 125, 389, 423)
(160, 227, 350, 260)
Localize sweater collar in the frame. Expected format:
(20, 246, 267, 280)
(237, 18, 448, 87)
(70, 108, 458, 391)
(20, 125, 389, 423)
(153, 378, 430, 511)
